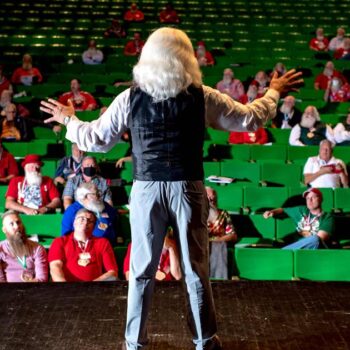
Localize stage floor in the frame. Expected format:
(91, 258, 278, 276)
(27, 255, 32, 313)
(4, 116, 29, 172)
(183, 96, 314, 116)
(0, 281, 350, 350)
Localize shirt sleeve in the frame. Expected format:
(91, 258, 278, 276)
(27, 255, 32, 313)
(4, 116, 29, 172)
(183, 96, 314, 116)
(204, 85, 280, 132)
(62, 177, 75, 198)
(61, 206, 75, 235)
(46, 178, 60, 200)
(289, 124, 304, 146)
(5, 177, 19, 199)
(65, 89, 130, 152)
(283, 206, 304, 223)
(34, 245, 48, 282)
(48, 238, 65, 263)
(303, 157, 314, 174)
(55, 157, 66, 178)
(101, 239, 118, 274)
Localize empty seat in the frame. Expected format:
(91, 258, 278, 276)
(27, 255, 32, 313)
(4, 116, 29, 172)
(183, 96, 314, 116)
(334, 188, 350, 213)
(250, 144, 287, 162)
(261, 163, 302, 187)
(213, 184, 243, 214)
(221, 160, 260, 186)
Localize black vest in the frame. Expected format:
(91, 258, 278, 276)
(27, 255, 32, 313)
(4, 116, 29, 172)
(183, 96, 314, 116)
(129, 85, 205, 181)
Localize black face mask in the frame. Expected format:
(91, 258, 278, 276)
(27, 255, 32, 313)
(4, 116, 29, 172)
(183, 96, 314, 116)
(83, 166, 97, 177)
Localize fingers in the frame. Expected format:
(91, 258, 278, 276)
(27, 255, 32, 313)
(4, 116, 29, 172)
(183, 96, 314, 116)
(48, 98, 62, 107)
(40, 106, 53, 115)
(271, 71, 278, 80)
(40, 100, 55, 109)
(44, 117, 57, 124)
(67, 99, 74, 107)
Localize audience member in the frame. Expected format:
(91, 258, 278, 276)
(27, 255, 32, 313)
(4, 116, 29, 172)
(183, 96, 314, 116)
(104, 19, 126, 38)
(333, 112, 350, 145)
(11, 54, 43, 86)
(82, 40, 104, 65)
(263, 188, 333, 249)
(159, 3, 180, 23)
(5, 154, 61, 215)
(54, 143, 85, 185)
(123, 229, 181, 281)
(0, 65, 12, 96)
(309, 27, 329, 52)
(270, 62, 287, 78)
(48, 209, 118, 282)
(324, 76, 350, 102)
(273, 95, 302, 129)
(314, 61, 347, 90)
(123, 32, 144, 56)
(58, 79, 97, 111)
(62, 156, 113, 209)
(206, 187, 237, 280)
(0, 140, 19, 184)
(123, 3, 144, 22)
(228, 128, 269, 144)
(334, 38, 350, 60)
(250, 71, 270, 97)
(239, 84, 258, 104)
(61, 182, 117, 246)
(329, 27, 346, 51)
(216, 68, 245, 101)
(0, 89, 30, 118)
(195, 41, 214, 67)
(0, 103, 30, 141)
(304, 140, 348, 188)
(0, 210, 48, 282)
(289, 106, 334, 146)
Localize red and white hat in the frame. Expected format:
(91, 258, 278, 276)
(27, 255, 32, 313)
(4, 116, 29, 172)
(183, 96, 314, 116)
(21, 154, 43, 168)
(303, 188, 323, 201)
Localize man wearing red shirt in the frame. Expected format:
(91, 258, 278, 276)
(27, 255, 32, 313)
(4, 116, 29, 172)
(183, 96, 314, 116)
(334, 38, 350, 60)
(11, 54, 43, 86)
(0, 140, 18, 184)
(123, 3, 144, 22)
(228, 128, 269, 144)
(58, 79, 97, 111)
(314, 61, 347, 90)
(0, 65, 12, 96)
(5, 154, 61, 215)
(48, 208, 118, 282)
(195, 41, 214, 66)
(159, 3, 180, 23)
(309, 28, 329, 52)
(324, 77, 350, 102)
(124, 32, 144, 56)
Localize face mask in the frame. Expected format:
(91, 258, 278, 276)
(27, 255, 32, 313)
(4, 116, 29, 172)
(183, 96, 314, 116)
(83, 166, 97, 177)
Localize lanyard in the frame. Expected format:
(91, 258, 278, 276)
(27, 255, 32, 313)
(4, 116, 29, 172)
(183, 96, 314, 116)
(304, 212, 322, 227)
(77, 240, 89, 253)
(17, 255, 27, 269)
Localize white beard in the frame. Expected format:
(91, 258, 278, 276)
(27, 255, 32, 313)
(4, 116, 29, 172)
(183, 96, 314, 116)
(26, 171, 42, 186)
(280, 104, 292, 115)
(300, 117, 316, 129)
(85, 199, 105, 216)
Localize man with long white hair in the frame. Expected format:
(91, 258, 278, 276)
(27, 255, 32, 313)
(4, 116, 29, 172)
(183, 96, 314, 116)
(41, 27, 302, 350)
(5, 154, 61, 215)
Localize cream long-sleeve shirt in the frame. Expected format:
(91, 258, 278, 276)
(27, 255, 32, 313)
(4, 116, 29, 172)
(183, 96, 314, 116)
(65, 85, 280, 153)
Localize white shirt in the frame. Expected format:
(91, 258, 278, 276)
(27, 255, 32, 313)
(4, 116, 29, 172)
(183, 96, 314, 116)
(329, 36, 345, 51)
(303, 155, 347, 188)
(65, 86, 279, 153)
(289, 124, 335, 146)
(333, 123, 350, 144)
(82, 49, 104, 65)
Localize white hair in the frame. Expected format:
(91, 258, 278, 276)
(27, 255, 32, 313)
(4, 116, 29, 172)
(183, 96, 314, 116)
(75, 182, 97, 204)
(133, 27, 202, 102)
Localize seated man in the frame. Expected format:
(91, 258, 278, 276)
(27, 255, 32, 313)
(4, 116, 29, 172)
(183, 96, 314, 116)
(11, 54, 43, 86)
(123, 32, 144, 56)
(0, 139, 19, 184)
(5, 154, 61, 215)
(289, 106, 334, 146)
(324, 77, 350, 102)
(104, 19, 126, 38)
(62, 182, 117, 247)
(159, 3, 180, 23)
(250, 71, 270, 98)
(123, 3, 144, 22)
(314, 61, 347, 90)
(195, 41, 214, 67)
(228, 127, 268, 144)
(54, 143, 85, 186)
(206, 187, 237, 280)
(0, 65, 12, 96)
(215, 68, 245, 101)
(62, 156, 113, 209)
(304, 140, 348, 188)
(0, 89, 30, 118)
(123, 228, 181, 281)
(0, 103, 30, 141)
(333, 112, 350, 145)
(82, 39, 104, 65)
(273, 95, 302, 129)
(48, 208, 118, 282)
(309, 27, 329, 52)
(334, 38, 350, 60)
(58, 79, 97, 111)
(263, 188, 333, 249)
(329, 27, 346, 52)
(0, 210, 48, 282)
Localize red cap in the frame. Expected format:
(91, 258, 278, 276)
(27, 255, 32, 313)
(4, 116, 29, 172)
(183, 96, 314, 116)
(303, 188, 323, 201)
(197, 41, 206, 48)
(21, 154, 43, 168)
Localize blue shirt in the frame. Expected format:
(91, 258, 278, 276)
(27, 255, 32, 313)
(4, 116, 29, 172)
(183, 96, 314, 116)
(61, 201, 118, 246)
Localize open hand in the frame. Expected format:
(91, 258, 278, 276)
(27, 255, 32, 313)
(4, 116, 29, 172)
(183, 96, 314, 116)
(269, 69, 304, 97)
(40, 98, 75, 125)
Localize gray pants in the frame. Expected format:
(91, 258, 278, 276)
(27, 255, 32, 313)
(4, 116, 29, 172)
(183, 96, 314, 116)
(210, 241, 228, 280)
(125, 181, 218, 350)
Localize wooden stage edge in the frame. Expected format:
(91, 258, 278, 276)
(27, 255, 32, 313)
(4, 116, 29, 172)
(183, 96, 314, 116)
(0, 281, 350, 350)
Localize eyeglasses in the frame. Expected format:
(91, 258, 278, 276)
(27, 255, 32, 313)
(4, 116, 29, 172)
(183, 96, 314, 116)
(75, 216, 95, 224)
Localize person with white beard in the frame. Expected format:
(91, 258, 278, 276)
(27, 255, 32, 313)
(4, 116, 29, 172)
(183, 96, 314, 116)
(0, 210, 48, 282)
(61, 182, 117, 247)
(215, 68, 245, 101)
(289, 105, 334, 146)
(5, 154, 61, 215)
(273, 95, 302, 129)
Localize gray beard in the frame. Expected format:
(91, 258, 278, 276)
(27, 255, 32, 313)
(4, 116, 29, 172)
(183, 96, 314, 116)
(26, 172, 42, 186)
(300, 118, 316, 129)
(84, 200, 105, 216)
(8, 233, 32, 257)
(280, 104, 292, 115)
(208, 206, 219, 223)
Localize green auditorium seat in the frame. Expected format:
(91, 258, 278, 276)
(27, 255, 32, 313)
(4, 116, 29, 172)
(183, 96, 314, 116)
(33, 127, 57, 140)
(206, 128, 229, 144)
(220, 160, 260, 187)
(211, 184, 243, 214)
(119, 162, 133, 183)
(333, 146, 350, 164)
(235, 247, 294, 280)
(268, 128, 290, 144)
(203, 161, 221, 178)
(41, 160, 57, 178)
(228, 144, 251, 161)
(275, 217, 296, 242)
(250, 144, 287, 162)
(260, 163, 302, 187)
(76, 110, 100, 122)
(2, 142, 29, 158)
(0, 186, 8, 213)
(294, 250, 350, 281)
(334, 188, 350, 213)
(18, 214, 63, 248)
(243, 187, 289, 214)
(287, 146, 318, 164)
(88, 142, 130, 162)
